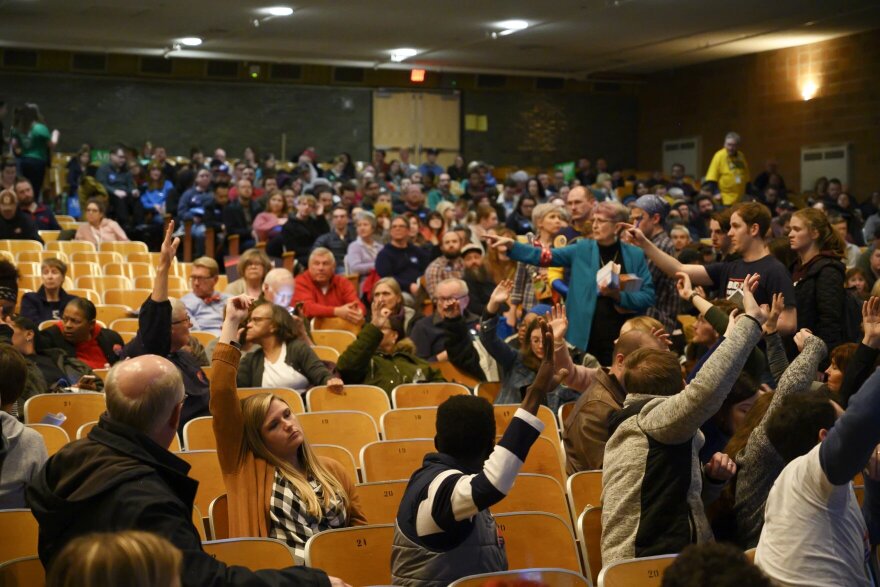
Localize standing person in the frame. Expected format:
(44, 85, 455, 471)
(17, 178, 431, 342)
(488, 200, 655, 364)
(10, 104, 58, 199)
(705, 132, 750, 206)
(74, 198, 129, 245)
(211, 295, 365, 564)
(391, 320, 566, 586)
(789, 208, 847, 352)
(625, 202, 797, 335)
(96, 145, 139, 228)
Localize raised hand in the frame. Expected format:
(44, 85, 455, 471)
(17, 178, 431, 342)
(863, 297, 880, 349)
(651, 327, 673, 349)
(224, 295, 254, 327)
(522, 318, 568, 414)
(485, 233, 516, 250)
(741, 274, 767, 325)
(675, 271, 694, 301)
(793, 328, 814, 352)
(704, 452, 737, 482)
(619, 222, 648, 247)
(370, 297, 391, 329)
(158, 220, 180, 271)
(336, 301, 364, 324)
(487, 279, 513, 314)
(545, 303, 568, 343)
(763, 292, 785, 334)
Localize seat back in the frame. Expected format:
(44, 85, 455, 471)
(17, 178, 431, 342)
(0, 556, 45, 586)
(0, 240, 43, 255)
(433, 360, 480, 388)
(495, 512, 581, 573)
(450, 568, 591, 587)
(567, 470, 604, 520)
(238, 387, 305, 414)
(576, 506, 603, 586)
(16, 250, 68, 264)
(304, 524, 395, 586)
(202, 538, 296, 570)
(110, 317, 140, 332)
(297, 410, 378, 459)
(391, 382, 470, 409)
(311, 444, 359, 483)
(76, 419, 180, 451)
(359, 438, 434, 482)
(67, 261, 102, 279)
(495, 404, 560, 441)
(104, 262, 154, 279)
(23, 392, 106, 439)
(311, 316, 363, 334)
(492, 474, 571, 526)
(310, 329, 357, 354)
(103, 289, 152, 308)
(189, 331, 217, 347)
(95, 304, 132, 324)
(354, 480, 408, 524)
(311, 345, 340, 363)
(307, 384, 390, 424)
(380, 407, 437, 440)
(99, 241, 149, 256)
(209, 494, 229, 540)
(48, 241, 95, 254)
(182, 416, 216, 451)
(517, 436, 565, 483)
(26, 424, 70, 456)
(76, 275, 132, 291)
(67, 287, 100, 304)
(0, 510, 39, 562)
(176, 450, 225, 515)
(597, 554, 676, 587)
(70, 251, 124, 265)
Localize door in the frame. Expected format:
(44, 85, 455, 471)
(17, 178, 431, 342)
(372, 90, 460, 168)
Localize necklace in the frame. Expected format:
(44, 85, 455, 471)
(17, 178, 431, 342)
(599, 246, 620, 266)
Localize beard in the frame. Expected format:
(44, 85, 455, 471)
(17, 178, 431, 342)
(443, 251, 461, 261)
(464, 265, 491, 282)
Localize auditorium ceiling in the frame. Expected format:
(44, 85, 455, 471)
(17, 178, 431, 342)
(1, 0, 879, 78)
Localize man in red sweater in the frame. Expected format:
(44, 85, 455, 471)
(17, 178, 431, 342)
(293, 247, 366, 324)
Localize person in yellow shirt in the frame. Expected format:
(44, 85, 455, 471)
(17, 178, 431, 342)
(706, 132, 750, 206)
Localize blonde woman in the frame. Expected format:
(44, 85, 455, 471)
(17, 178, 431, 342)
(225, 248, 272, 298)
(47, 531, 182, 587)
(211, 295, 366, 563)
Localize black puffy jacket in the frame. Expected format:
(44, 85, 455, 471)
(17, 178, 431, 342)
(793, 255, 846, 352)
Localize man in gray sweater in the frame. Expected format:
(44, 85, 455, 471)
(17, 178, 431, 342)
(601, 273, 767, 565)
(0, 343, 48, 509)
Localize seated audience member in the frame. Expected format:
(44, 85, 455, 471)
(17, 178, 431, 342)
(15, 176, 60, 230)
(252, 190, 289, 242)
(847, 267, 870, 300)
(314, 207, 356, 269)
(754, 370, 880, 585)
(423, 231, 465, 298)
(337, 296, 444, 395)
(461, 244, 494, 316)
(278, 194, 329, 260)
(122, 223, 210, 432)
(211, 296, 365, 563)
(555, 310, 668, 473)
(261, 267, 295, 308)
(601, 274, 766, 565)
(823, 341, 857, 396)
(26, 353, 338, 586)
(627, 202, 798, 334)
(238, 300, 342, 393)
(489, 200, 656, 365)
(661, 543, 773, 587)
(411, 278, 479, 358)
(222, 179, 260, 251)
(670, 224, 691, 253)
(375, 216, 435, 299)
(10, 316, 102, 411)
(0, 188, 42, 242)
(181, 256, 230, 335)
(344, 211, 383, 278)
(141, 162, 174, 221)
(20, 258, 74, 324)
(478, 280, 571, 409)
(391, 321, 566, 585)
(727, 329, 827, 549)
(371, 276, 417, 333)
(74, 198, 129, 245)
(505, 195, 536, 235)
(224, 248, 272, 298)
(293, 247, 365, 323)
(0, 344, 47, 509)
(95, 145, 138, 228)
(41, 297, 124, 369)
(46, 531, 181, 587)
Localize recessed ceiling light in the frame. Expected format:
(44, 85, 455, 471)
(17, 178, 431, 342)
(497, 19, 528, 31)
(179, 37, 203, 46)
(389, 48, 418, 62)
(264, 6, 294, 16)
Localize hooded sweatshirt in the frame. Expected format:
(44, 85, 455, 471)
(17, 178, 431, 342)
(0, 410, 47, 509)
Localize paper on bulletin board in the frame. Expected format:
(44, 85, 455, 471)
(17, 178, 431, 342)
(465, 115, 489, 132)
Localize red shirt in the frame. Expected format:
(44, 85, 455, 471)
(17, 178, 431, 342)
(73, 323, 111, 369)
(292, 272, 365, 318)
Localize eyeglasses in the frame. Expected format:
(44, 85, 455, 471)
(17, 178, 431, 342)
(436, 294, 468, 304)
(189, 275, 214, 282)
(592, 217, 615, 224)
(171, 316, 192, 326)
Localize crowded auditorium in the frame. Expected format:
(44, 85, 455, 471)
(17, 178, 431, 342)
(2, 1, 880, 585)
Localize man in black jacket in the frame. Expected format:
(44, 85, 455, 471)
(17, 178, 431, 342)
(26, 352, 340, 587)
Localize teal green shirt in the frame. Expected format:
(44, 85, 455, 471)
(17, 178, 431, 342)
(13, 122, 51, 160)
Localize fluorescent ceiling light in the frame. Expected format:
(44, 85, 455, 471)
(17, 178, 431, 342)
(179, 37, 203, 46)
(390, 48, 418, 62)
(264, 6, 294, 16)
(496, 19, 528, 31)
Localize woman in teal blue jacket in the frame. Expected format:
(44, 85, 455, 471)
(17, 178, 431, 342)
(489, 200, 655, 365)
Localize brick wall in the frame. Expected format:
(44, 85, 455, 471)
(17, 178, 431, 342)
(637, 29, 880, 198)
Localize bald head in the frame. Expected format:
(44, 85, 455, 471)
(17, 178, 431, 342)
(263, 268, 294, 307)
(565, 186, 594, 222)
(105, 355, 184, 447)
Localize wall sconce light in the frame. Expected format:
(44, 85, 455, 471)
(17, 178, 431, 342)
(801, 79, 818, 101)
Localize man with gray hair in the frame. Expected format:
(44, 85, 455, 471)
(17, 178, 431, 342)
(706, 131, 750, 206)
(26, 351, 341, 586)
(292, 247, 365, 323)
(122, 222, 210, 432)
(262, 267, 295, 309)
